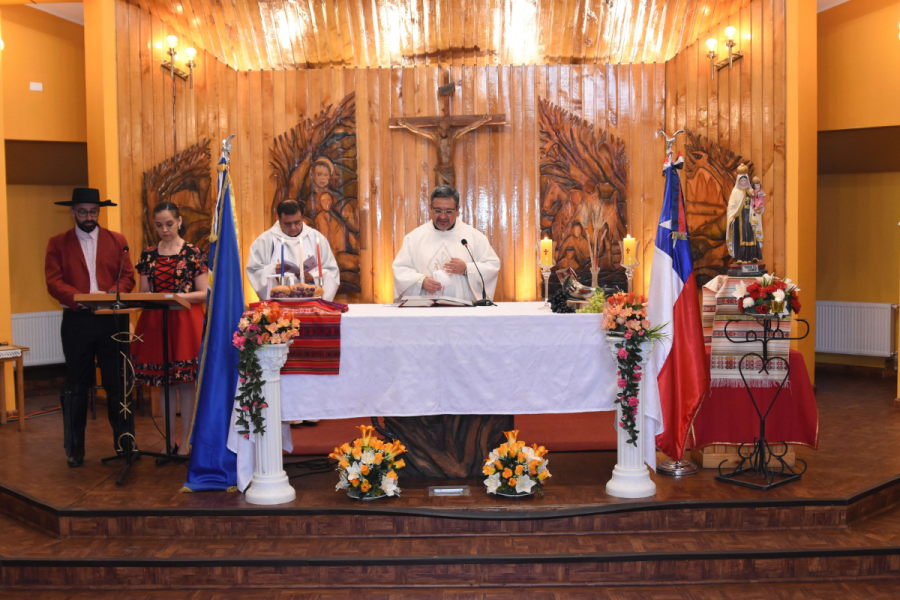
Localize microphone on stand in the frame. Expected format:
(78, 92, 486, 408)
(460, 239, 496, 307)
(111, 246, 129, 311)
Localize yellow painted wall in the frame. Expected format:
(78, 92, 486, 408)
(787, 0, 818, 383)
(817, 173, 900, 304)
(818, 0, 900, 131)
(0, 5, 86, 142)
(0, 16, 13, 412)
(7, 185, 75, 314)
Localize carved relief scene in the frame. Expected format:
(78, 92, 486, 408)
(141, 139, 213, 253)
(270, 92, 360, 294)
(538, 99, 628, 293)
(682, 129, 755, 286)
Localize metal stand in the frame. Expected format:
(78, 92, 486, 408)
(657, 458, 699, 476)
(714, 315, 810, 491)
(617, 260, 640, 294)
(102, 305, 188, 485)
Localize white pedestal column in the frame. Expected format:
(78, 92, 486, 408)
(605, 336, 657, 499)
(245, 344, 296, 506)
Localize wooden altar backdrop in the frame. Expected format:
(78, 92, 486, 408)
(114, 0, 786, 304)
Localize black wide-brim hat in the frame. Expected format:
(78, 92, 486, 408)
(54, 187, 117, 207)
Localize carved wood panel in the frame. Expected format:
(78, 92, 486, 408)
(270, 92, 360, 294)
(141, 139, 213, 253)
(538, 98, 628, 292)
(683, 129, 754, 286)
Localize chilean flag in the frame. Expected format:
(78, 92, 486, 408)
(646, 154, 710, 461)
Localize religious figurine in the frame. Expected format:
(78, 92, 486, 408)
(309, 156, 360, 275)
(725, 164, 762, 263)
(750, 176, 765, 250)
(395, 115, 493, 187)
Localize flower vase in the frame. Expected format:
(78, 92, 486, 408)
(590, 266, 600, 289)
(604, 334, 657, 499)
(244, 344, 296, 506)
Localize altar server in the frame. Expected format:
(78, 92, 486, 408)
(392, 185, 500, 302)
(246, 199, 340, 302)
(44, 187, 135, 467)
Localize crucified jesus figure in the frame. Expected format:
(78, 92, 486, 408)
(395, 114, 493, 188)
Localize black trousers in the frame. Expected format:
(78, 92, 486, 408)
(60, 310, 135, 456)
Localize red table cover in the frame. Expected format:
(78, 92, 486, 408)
(692, 349, 819, 450)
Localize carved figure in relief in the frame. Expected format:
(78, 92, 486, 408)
(395, 115, 493, 187)
(538, 99, 628, 291)
(725, 164, 762, 264)
(682, 129, 755, 285)
(750, 176, 765, 250)
(270, 92, 360, 294)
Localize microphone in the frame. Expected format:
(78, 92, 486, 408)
(111, 245, 129, 311)
(460, 239, 496, 307)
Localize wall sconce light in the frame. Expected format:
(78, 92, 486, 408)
(706, 38, 717, 80)
(716, 26, 744, 71)
(160, 36, 189, 81)
(185, 47, 196, 89)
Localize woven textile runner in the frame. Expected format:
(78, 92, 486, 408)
(704, 275, 791, 387)
(249, 299, 348, 375)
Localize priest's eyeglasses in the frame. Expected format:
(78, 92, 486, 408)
(75, 208, 101, 218)
(430, 207, 457, 215)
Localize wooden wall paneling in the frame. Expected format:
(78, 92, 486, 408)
(696, 33, 708, 138)
(236, 70, 252, 291)
(353, 69, 370, 303)
(750, 0, 762, 205)
(150, 21, 165, 167)
(497, 65, 513, 301)
(260, 69, 275, 239)
(192, 0, 222, 64)
(686, 36, 698, 135)
(717, 22, 730, 150)
(378, 67, 395, 298)
(400, 67, 417, 237)
(523, 64, 537, 300)
(664, 57, 676, 141)
(129, 3, 146, 249)
(640, 63, 657, 295)
(254, 0, 280, 70)
(116, 0, 134, 244)
(387, 68, 405, 265)
(739, 3, 752, 164)
(675, 44, 687, 138)
(727, 12, 741, 157)
(772, 0, 785, 276)
(178, 0, 208, 62)
(336, 0, 356, 66)
(653, 63, 667, 273)
(761, 0, 774, 272)
(621, 63, 638, 295)
(473, 64, 489, 241)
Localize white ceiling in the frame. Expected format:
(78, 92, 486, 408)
(818, 0, 853, 12)
(27, 3, 84, 26)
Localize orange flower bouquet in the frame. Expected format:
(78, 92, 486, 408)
(329, 425, 407, 500)
(483, 430, 551, 497)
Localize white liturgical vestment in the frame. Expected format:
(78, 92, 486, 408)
(392, 220, 500, 303)
(246, 222, 340, 301)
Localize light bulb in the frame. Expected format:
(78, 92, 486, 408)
(167, 35, 178, 49)
(0, 39, 4, 51)
(706, 38, 717, 52)
(725, 26, 736, 40)
(185, 47, 196, 61)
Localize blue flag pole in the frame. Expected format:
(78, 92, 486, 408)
(182, 135, 244, 492)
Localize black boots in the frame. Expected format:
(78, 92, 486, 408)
(60, 383, 89, 467)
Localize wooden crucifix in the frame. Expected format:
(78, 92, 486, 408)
(388, 71, 506, 188)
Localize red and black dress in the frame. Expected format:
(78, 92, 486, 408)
(131, 242, 208, 386)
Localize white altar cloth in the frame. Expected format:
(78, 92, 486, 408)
(283, 303, 662, 462)
(229, 302, 664, 490)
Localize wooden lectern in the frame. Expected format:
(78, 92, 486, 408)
(74, 292, 190, 485)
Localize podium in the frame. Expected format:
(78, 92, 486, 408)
(74, 293, 190, 485)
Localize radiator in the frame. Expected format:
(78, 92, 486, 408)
(815, 301, 897, 357)
(11, 311, 65, 366)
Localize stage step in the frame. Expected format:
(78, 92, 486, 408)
(3, 512, 900, 590)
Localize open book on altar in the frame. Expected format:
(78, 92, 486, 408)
(398, 296, 473, 307)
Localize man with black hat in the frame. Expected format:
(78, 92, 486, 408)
(45, 188, 135, 467)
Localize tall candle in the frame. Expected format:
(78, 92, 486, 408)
(280, 236, 285, 280)
(540, 237, 553, 267)
(316, 236, 323, 279)
(622, 235, 637, 267)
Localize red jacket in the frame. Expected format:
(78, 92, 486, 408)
(45, 227, 136, 311)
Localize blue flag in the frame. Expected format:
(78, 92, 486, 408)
(183, 141, 243, 492)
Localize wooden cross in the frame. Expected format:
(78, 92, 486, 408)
(388, 71, 506, 188)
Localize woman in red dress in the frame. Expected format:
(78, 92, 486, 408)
(131, 202, 208, 455)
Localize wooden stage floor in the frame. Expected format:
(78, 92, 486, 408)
(1, 369, 899, 594)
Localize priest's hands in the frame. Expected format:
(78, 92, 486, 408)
(443, 258, 467, 276)
(423, 277, 443, 294)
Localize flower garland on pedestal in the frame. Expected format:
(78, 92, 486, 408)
(232, 302, 301, 437)
(329, 425, 407, 499)
(601, 292, 667, 447)
(483, 430, 551, 496)
(733, 274, 801, 316)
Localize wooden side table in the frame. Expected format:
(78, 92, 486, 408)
(0, 345, 28, 432)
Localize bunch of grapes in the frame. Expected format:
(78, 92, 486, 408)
(576, 289, 607, 314)
(550, 289, 575, 313)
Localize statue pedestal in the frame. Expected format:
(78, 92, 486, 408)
(728, 262, 767, 277)
(604, 336, 657, 499)
(245, 344, 296, 506)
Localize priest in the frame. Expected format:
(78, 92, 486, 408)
(392, 185, 500, 303)
(246, 199, 340, 301)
